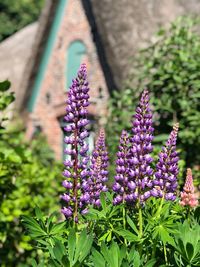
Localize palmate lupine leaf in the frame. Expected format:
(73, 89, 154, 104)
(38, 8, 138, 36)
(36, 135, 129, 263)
(100, 242, 127, 267)
(91, 248, 106, 267)
(170, 220, 200, 266)
(21, 215, 47, 238)
(68, 228, 76, 264)
(126, 215, 139, 235)
(21, 209, 66, 247)
(114, 228, 140, 242)
(68, 228, 93, 266)
(93, 242, 157, 267)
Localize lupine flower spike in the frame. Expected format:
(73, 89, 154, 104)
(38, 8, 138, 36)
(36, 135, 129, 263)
(87, 128, 109, 207)
(61, 63, 90, 222)
(154, 123, 179, 201)
(128, 90, 154, 204)
(180, 168, 198, 208)
(113, 130, 131, 205)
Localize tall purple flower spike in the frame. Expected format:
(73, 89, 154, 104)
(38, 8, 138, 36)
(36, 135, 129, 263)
(113, 130, 131, 205)
(153, 123, 179, 201)
(128, 90, 154, 203)
(87, 128, 109, 207)
(61, 64, 90, 222)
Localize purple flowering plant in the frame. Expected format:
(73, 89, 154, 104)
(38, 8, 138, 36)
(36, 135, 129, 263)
(60, 64, 183, 229)
(22, 64, 199, 267)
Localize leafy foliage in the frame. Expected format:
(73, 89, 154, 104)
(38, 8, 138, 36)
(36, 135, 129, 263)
(23, 192, 199, 266)
(0, 0, 44, 41)
(91, 242, 156, 267)
(22, 208, 93, 267)
(0, 80, 63, 266)
(106, 16, 200, 183)
(170, 220, 200, 266)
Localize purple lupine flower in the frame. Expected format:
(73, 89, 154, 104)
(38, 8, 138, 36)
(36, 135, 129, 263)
(113, 130, 131, 205)
(153, 123, 179, 201)
(128, 90, 154, 203)
(61, 64, 91, 222)
(88, 128, 109, 207)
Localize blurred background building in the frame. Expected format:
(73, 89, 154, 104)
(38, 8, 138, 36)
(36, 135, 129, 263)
(0, 0, 200, 159)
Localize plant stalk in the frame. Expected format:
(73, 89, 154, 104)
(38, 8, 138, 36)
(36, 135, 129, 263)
(137, 204, 143, 256)
(122, 202, 127, 245)
(163, 242, 168, 265)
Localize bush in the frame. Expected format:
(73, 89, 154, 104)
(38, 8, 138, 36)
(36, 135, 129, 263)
(0, 0, 44, 41)
(0, 81, 63, 266)
(106, 16, 200, 184)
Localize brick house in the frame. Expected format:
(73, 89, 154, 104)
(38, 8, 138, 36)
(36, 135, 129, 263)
(19, 0, 111, 159)
(1, 0, 200, 160)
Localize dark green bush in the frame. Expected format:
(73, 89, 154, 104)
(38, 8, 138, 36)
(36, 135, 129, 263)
(0, 0, 44, 41)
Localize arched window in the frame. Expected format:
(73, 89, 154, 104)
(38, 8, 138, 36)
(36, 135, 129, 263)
(66, 40, 86, 89)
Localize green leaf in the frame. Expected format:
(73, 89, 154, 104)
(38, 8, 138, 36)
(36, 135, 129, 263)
(76, 230, 93, 263)
(30, 258, 38, 267)
(186, 242, 194, 261)
(100, 192, 107, 212)
(53, 241, 65, 263)
(91, 248, 105, 267)
(50, 221, 66, 235)
(35, 206, 43, 221)
(99, 232, 110, 242)
(48, 258, 61, 267)
(144, 258, 157, 267)
(127, 215, 139, 235)
(101, 242, 113, 266)
(0, 80, 11, 92)
(119, 245, 127, 266)
(61, 255, 70, 267)
(68, 228, 76, 265)
(114, 229, 140, 242)
(132, 251, 140, 267)
(110, 242, 119, 267)
(21, 215, 47, 237)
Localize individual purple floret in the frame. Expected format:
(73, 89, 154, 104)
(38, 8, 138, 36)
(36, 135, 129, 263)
(113, 130, 131, 205)
(128, 90, 154, 203)
(153, 123, 179, 201)
(61, 63, 91, 222)
(87, 128, 109, 207)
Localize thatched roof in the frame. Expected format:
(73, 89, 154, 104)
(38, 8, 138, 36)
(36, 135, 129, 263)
(1, 0, 200, 111)
(0, 22, 38, 108)
(88, 0, 200, 89)
(19, 0, 59, 111)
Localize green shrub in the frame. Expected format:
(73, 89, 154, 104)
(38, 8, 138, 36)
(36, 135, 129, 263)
(0, 80, 64, 266)
(106, 16, 200, 184)
(0, 0, 44, 41)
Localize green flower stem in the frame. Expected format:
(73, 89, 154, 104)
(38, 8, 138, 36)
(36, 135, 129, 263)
(163, 242, 168, 265)
(152, 242, 156, 258)
(122, 203, 127, 245)
(138, 207, 143, 237)
(186, 206, 191, 223)
(137, 204, 143, 255)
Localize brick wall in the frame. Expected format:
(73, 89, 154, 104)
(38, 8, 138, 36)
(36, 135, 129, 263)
(26, 0, 109, 159)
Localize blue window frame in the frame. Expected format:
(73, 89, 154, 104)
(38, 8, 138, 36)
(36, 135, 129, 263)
(66, 41, 86, 89)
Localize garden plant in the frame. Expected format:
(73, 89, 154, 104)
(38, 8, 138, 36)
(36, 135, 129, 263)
(22, 64, 199, 267)
(0, 80, 63, 266)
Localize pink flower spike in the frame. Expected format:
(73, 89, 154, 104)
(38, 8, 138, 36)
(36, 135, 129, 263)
(180, 168, 198, 208)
